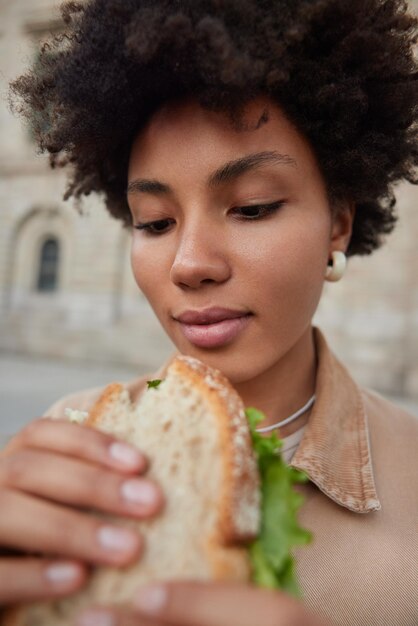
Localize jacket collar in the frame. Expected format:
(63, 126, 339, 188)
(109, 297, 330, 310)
(291, 327, 381, 513)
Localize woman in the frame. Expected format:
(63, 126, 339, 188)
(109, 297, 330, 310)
(2, 1, 417, 624)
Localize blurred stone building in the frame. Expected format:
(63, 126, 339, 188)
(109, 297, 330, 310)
(0, 0, 417, 399)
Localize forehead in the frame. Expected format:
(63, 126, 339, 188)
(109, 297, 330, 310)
(128, 94, 318, 181)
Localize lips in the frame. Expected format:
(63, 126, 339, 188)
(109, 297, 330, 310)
(174, 307, 253, 348)
(176, 307, 249, 325)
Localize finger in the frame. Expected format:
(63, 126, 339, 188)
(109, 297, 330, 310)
(0, 489, 143, 567)
(3, 418, 147, 474)
(0, 558, 87, 605)
(129, 582, 329, 626)
(75, 606, 167, 626)
(0, 449, 164, 518)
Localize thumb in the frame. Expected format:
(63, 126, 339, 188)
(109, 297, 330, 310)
(131, 581, 329, 626)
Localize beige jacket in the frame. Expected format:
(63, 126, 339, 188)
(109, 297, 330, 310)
(45, 327, 418, 626)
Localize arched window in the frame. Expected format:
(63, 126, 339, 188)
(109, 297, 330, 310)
(37, 237, 60, 292)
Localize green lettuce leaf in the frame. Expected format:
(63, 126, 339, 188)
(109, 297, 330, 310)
(245, 407, 312, 597)
(147, 379, 163, 389)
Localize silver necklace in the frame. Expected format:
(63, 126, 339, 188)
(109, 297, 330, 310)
(255, 394, 316, 433)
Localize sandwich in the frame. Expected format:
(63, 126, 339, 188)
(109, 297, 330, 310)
(3, 355, 310, 625)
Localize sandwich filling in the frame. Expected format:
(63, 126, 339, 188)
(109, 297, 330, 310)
(246, 408, 311, 597)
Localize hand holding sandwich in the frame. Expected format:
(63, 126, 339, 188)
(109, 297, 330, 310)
(0, 417, 163, 605)
(2, 356, 327, 626)
(75, 581, 331, 626)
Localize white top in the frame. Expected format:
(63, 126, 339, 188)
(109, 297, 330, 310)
(279, 424, 307, 464)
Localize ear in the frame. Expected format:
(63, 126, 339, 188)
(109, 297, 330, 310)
(329, 200, 356, 254)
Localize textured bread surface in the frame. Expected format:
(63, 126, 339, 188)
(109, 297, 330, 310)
(4, 356, 260, 626)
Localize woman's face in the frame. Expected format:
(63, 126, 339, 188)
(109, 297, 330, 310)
(128, 95, 352, 383)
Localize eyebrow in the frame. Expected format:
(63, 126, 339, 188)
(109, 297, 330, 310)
(208, 150, 296, 187)
(127, 150, 296, 196)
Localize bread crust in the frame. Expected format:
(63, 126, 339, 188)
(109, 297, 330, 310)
(84, 382, 125, 427)
(172, 357, 260, 543)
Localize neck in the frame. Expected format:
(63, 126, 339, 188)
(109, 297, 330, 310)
(233, 326, 317, 438)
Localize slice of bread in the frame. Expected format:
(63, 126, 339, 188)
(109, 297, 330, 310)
(4, 355, 260, 625)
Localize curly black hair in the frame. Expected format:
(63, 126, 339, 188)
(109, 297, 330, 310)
(9, 0, 418, 256)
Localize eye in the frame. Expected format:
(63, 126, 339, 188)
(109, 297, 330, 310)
(232, 200, 285, 220)
(133, 218, 175, 235)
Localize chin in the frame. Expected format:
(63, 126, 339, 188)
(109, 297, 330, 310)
(176, 343, 265, 384)
(164, 321, 273, 383)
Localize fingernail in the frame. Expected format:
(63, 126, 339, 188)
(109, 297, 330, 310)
(109, 442, 143, 468)
(97, 526, 138, 553)
(44, 562, 80, 585)
(133, 585, 167, 614)
(75, 610, 115, 626)
(121, 479, 158, 506)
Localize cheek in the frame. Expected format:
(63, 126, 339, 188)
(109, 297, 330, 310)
(130, 236, 144, 290)
(250, 216, 330, 312)
(130, 236, 165, 305)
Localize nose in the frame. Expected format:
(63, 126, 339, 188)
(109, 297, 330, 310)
(170, 223, 231, 290)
